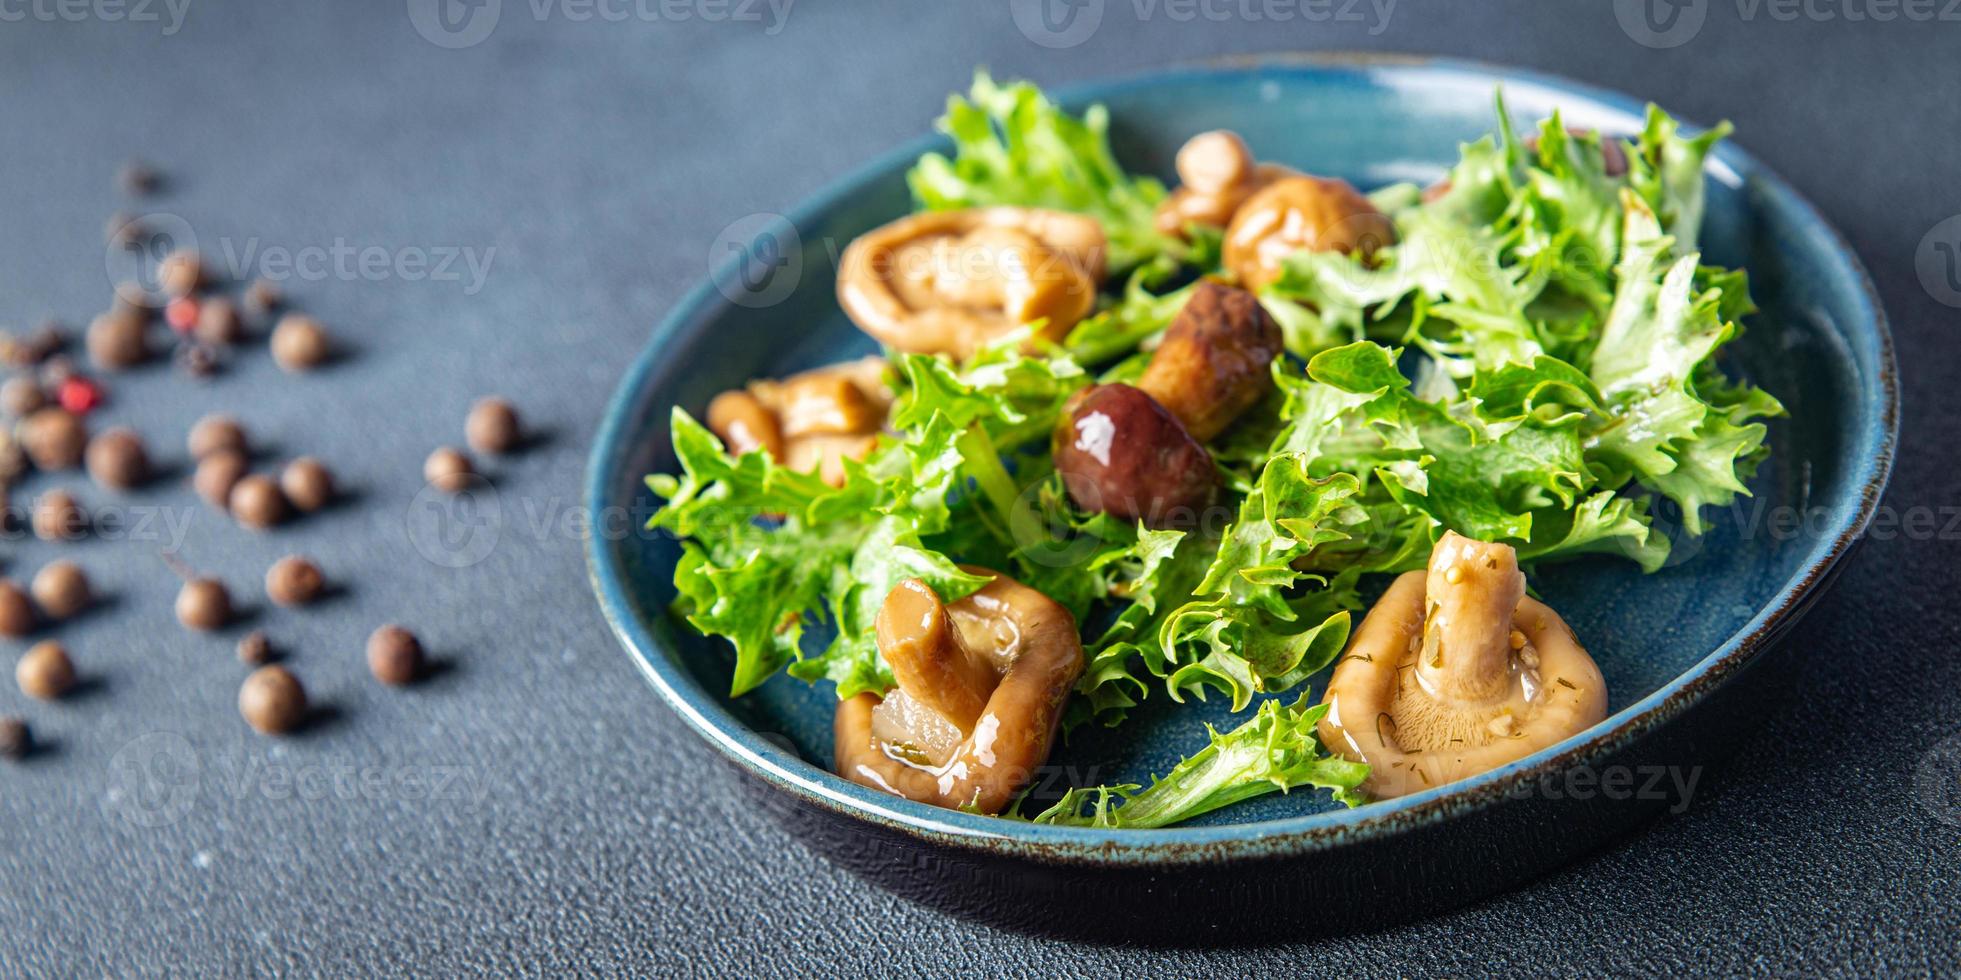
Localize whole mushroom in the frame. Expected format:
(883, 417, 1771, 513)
(703, 356, 892, 487)
(1223, 175, 1395, 290)
(834, 568, 1083, 816)
(1152, 130, 1300, 237)
(1317, 531, 1608, 799)
(837, 207, 1106, 360)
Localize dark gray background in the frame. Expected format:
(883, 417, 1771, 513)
(0, 0, 1955, 974)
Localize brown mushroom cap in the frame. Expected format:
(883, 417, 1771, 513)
(837, 207, 1106, 360)
(834, 567, 1084, 815)
(1154, 129, 1302, 237)
(704, 356, 892, 487)
(1223, 175, 1395, 290)
(1317, 531, 1607, 800)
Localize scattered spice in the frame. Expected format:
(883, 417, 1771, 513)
(266, 556, 324, 607)
(30, 561, 90, 620)
(269, 314, 329, 372)
(30, 489, 86, 542)
(236, 630, 273, 666)
(242, 279, 283, 319)
(117, 159, 160, 196)
(466, 397, 520, 454)
(0, 717, 27, 760)
(187, 414, 247, 460)
(1, 376, 45, 417)
(175, 341, 221, 379)
(228, 473, 288, 529)
(20, 407, 87, 469)
(423, 447, 474, 493)
(158, 249, 203, 297)
(0, 432, 28, 485)
(194, 297, 242, 345)
(85, 427, 150, 490)
(86, 310, 148, 371)
(367, 625, 425, 685)
(0, 580, 36, 637)
(16, 641, 75, 700)
(39, 355, 79, 389)
(193, 450, 249, 509)
(164, 296, 200, 335)
(239, 665, 307, 735)
(280, 457, 333, 512)
(175, 577, 232, 631)
(56, 376, 103, 415)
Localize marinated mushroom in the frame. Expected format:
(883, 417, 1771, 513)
(1318, 532, 1608, 799)
(1223, 175, 1395, 290)
(837, 207, 1106, 360)
(704, 356, 892, 487)
(1153, 130, 1300, 237)
(834, 568, 1083, 815)
(1052, 281, 1281, 525)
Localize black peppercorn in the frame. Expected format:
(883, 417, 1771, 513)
(367, 625, 425, 685)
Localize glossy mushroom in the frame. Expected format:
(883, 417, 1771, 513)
(1223, 175, 1395, 289)
(704, 356, 892, 486)
(834, 569, 1083, 815)
(837, 207, 1106, 360)
(1153, 129, 1300, 237)
(1052, 281, 1281, 525)
(1318, 531, 1608, 799)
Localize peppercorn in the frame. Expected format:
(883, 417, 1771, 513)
(164, 296, 200, 335)
(194, 296, 242, 345)
(0, 432, 27, 486)
(30, 561, 90, 620)
(85, 427, 149, 490)
(239, 665, 307, 735)
(0, 717, 27, 760)
(242, 279, 283, 319)
(367, 625, 424, 685)
(269, 314, 329, 372)
(0, 580, 35, 637)
(23, 322, 64, 362)
(19, 407, 86, 471)
(31, 489, 85, 542)
(423, 447, 474, 493)
(280, 457, 333, 512)
(56, 376, 103, 415)
(117, 159, 159, 196)
(39, 355, 79, 390)
(193, 449, 249, 509)
(266, 556, 324, 607)
(110, 284, 156, 320)
(1, 376, 44, 418)
(158, 249, 203, 298)
(229, 474, 288, 530)
(86, 309, 148, 371)
(17, 641, 74, 700)
(237, 630, 273, 666)
(466, 397, 521, 454)
(176, 341, 221, 379)
(175, 577, 231, 631)
(187, 414, 246, 460)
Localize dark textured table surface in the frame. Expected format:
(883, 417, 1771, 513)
(1, 1, 1956, 974)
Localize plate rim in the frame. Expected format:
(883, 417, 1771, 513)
(585, 52, 1899, 862)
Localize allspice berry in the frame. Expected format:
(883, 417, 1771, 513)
(86, 309, 149, 371)
(269, 314, 329, 372)
(16, 641, 74, 700)
(0, 431, 27, 486)
(239, 665, 307, 735)
(266, 556, 324, 607)
(242, 279, 283, 319)
(20, 406, 88, 470)
(367, 625, 424, 685)
(175, 577, 231, 631)
(188, 414, 247, 460)
(31, 489, 86, 542)
(158, 248, 203, 297)
(0, 717, 28, 760)
(466, 397, 521, 454)
(1, 376, 44, 417)
(280, 457, 334, 512)
(195, 296, 243, 345)
(236, 630, 273, 666)
(0, 580, 36, 637)
(423, 447, 474, 493)
(229, 473, 288, 530)
(85, 427, 149, 490)
(193, 449, 249, 509)
(30, 561, 90, 620)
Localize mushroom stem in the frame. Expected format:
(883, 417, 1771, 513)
(874, 578, 998, 735)
(1417, 531, 1525, 705)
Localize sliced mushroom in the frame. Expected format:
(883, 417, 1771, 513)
(1053, 281, 1280, 525)
(1153, 130, 1300, 237)
(835, 568, 1083, 815)
(837, 207, 1107, 360)
(1317, 531, 1608, 799)
(704, 356, 892, 486)
(1223, 175, 1395, 290)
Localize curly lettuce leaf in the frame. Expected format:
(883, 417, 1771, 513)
(908, 71, 1175, 271)
(1030, 696, 1368, 828)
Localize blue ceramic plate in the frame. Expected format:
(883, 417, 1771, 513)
(587, 54, 1895, 915)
